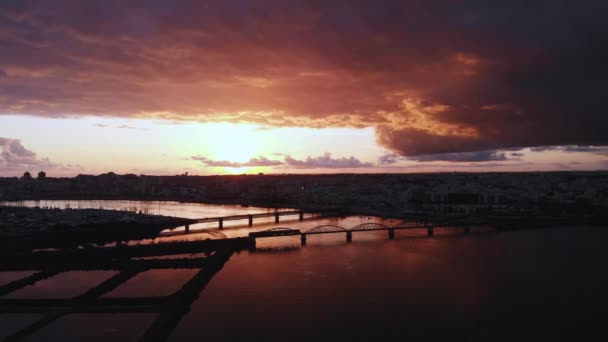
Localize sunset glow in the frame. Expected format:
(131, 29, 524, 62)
(2, 3, 608, 340)
(0, 1, 607, 176)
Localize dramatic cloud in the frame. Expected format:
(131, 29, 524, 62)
(562, 146, 608, 153)
(193, 153, 373, 169)
(94, 123, 148, 130)
(192, 156, 283, 168)
(0, 137, 78, 175)
(1, 1, 608, 155)
(407, 150, 508, 162)
(378, 153, 402, 165)
(285, 153, 373, 169)
(530, 145, 608, 154)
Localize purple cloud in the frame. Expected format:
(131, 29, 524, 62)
(0, 1, 607, 156)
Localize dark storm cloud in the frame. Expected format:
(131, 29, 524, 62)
(378, 153, 402, 165)
(529, 145, 608, 153)
(407, 150, 508, 162)
(562, 145, 608, 153)
(1, 0, 607, 155)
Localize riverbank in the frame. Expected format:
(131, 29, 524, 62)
(0, 196, 411, 219)
(0, 206, 196, 253)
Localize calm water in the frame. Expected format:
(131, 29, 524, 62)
(1, 201, 607, 341)
(0, 199, 302, 233)
(0, 199, 284, 218)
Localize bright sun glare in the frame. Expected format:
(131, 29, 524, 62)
(205, 124, 262, 171)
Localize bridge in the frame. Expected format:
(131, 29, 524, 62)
(246, 214, 542, 249)
(249, 227, 302, 238)
(0, 212, 581, 341)
(188, 209, 339, 231)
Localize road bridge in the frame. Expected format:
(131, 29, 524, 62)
(188, 208, 339, 231)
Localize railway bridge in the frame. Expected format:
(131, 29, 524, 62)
(247, 215, 489, 249)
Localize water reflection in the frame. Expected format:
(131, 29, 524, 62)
(25, 314, 156, 342)
(1, 201, 607, 341)
(0, 199, 282, 219)
(0, 248, 233, 341)
(5, 271, 117, 299)
(168, 226, 608, 341)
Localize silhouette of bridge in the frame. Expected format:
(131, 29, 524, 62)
(189, 209, 339, 231)
(0, 212, 579, 340)
(245, 213, 582, 249)
(247, 214, 545, 248)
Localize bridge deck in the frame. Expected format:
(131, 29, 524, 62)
(195, 210, 303, 222)
(249, 230, 301, 238)
(194, 209, 338, 223)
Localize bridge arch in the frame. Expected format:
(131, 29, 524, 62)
(303, 225, 347, 234)
(264, 227, 298, 232)
(392, 221, 422, 229)
(350, 223, 390, 231)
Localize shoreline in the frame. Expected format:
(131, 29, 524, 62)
(0, 206, 196, 253)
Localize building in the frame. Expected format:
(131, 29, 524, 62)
(422, 184, 506, 214)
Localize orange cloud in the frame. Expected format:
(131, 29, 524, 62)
(0, 1, 607, 157)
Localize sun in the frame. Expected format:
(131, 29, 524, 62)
(206, 123, 262, 163)
(224, 166, 251, 174)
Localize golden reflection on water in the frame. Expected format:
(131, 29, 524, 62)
(1, 199, 281, 218)
(3, 201, 604, 340)
(102, 269, 198, 297)
(4, 271, 117, 299)
(2, 225, 607, 341)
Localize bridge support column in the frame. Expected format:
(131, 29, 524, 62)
(301, 234, 307, 246)
(185, 224, 190, 233)
(346, 231, 352, 243)
(464, 226, 470, 234)
(248, 237, 256, 251)
(275, 212, 279, 223)
(219, 218, 223, 230)
(427, 227, 434, 237)
(299, 211, 304, 221)
(388, 229, 395, 240)
(248, 215, 253, 227)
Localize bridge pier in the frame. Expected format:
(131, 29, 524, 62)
(346, 231, 352, 243)
(185, 224, 190, 233)
(248, 215, 253, 227)
(248, 237, 256, 251)
(427, 227, 434, 237)
(275, 212, 280, 223)
(388, 229, 395, 240)
(299, 211, 304, 221)
(301, 234, 307, 246)
(219, 218, 223, 230)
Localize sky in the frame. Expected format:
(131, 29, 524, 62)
(1, 0, 608, 176)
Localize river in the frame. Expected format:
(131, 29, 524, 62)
(0, 201, 606, 341)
